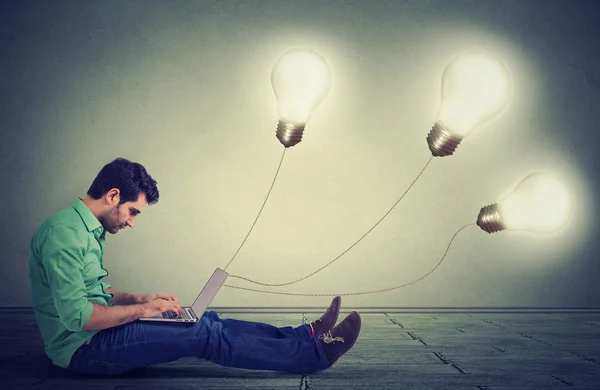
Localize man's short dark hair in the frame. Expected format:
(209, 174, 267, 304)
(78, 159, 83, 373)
(87, 158, 159, 205)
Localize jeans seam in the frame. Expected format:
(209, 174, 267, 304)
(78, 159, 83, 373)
(91, 336, 203, 352)
(303, 324, 329, 368)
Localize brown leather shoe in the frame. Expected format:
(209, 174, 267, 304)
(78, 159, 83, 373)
(309, 296, 341, 336)
(319, 311, 361, 366)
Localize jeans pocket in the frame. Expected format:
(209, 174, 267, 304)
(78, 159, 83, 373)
(87, 359, 133, 376)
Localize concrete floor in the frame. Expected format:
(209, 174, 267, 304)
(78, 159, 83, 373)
(1, 308, 600, 389)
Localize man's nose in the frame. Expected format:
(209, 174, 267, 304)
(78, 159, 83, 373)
(127, 220, 134, 228)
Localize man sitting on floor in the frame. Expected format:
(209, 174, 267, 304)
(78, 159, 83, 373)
(28, 157, 361, 376)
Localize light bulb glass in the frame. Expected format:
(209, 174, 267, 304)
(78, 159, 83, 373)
(499, 172, 572, 234)
(271, 49, 331, 125)
(437, 51, 511, 137)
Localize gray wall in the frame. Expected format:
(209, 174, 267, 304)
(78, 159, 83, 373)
(1, 0, 599, 308)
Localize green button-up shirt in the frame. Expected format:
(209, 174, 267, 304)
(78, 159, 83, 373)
(29, 198, 114, 368)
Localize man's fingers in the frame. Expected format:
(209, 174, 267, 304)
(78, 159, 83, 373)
(154, 298, 182, 316)
(172, 302, 182, 315)
(158, 294, 176, 301)
(158, 295, 182, 314)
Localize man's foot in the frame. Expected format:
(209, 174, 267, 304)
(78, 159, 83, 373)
(309, 296, 341, 336)
(319, 311, 361, 366)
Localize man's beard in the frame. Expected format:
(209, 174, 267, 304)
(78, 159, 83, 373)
(100, 206, 122, 233)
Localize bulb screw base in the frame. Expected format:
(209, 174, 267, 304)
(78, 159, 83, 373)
(276, 119, 305, 148)
(426, 121, 463, 157)
(476, 203, 507, 234)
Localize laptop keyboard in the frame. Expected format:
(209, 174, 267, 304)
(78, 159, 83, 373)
(162, 310, 190, 319)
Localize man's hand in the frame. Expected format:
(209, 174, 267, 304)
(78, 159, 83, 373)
(141, 296, 183, 318)
(141, 294, 183, 313)
(141, 293, 179, 305)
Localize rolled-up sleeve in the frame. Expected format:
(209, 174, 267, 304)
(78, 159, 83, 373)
(41, 224, 93, 332)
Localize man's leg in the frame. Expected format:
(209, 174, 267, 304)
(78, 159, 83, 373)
(67, 313, 330, 376)
(203, 295, 341, 339)
(202, 310, 300, 337)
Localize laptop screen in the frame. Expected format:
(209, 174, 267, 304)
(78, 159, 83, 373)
(190, 267, 229, 317)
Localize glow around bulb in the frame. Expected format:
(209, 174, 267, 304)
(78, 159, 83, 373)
(427, 51, 511, 157)
(477, 172, 572, 234)
(271, 49, 331, 147)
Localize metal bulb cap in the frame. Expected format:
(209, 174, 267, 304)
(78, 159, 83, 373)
(276, 119, 305, 148)
(426, 121, 463, 157)
(477, 203, 507, 234)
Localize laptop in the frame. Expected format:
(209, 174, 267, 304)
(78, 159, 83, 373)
(139, 267, 228, 323)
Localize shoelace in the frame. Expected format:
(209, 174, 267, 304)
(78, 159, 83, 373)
(320, 330, 345, 344)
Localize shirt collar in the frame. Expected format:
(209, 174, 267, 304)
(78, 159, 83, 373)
(72, 198, 105, 235)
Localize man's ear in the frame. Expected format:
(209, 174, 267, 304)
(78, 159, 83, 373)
(105, 188, 121, 206)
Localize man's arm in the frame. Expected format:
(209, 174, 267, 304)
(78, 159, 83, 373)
(82, 303, 144, 330)
(42, 224, 96, 332)
(107, 288, 183, 311)
(83, 299, 182, 330)
(106, 287, 143, 305)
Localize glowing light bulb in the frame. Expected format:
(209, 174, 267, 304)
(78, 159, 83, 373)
(271, 49, 331, 148)
(477, 172, 572, 234)
(427, 51, 511, 157)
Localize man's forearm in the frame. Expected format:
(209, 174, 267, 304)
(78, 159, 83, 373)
(82, 303, 144, 331)
(106, 287, 143, 305)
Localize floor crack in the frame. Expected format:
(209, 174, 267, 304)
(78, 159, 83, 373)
(433, 352, 449, 364)
(299, 374, 313, 390)
(300, 313, 313, 390)
(560, 315, 600, 328)
(0, 352, 28, 363)
(384, 313, 404, 328)
(31, 376, 51, 386)
(571, 352, 600, 366)
(407, 332, 428, 345)
(492, 345, 506, 353)
(479, 318, 505, 329)
(475, 315, 553, 347)
(516, 331, 552, 346)
(550, 374, 574, 386)
(451, 363, 469, 374)
(432, 351, 467, 374)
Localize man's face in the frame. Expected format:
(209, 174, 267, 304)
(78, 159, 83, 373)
(100, 192, 148, 234)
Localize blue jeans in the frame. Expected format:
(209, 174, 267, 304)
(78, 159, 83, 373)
(67, 311, 330, 375)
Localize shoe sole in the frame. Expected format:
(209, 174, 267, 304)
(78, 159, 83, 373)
(329, 312, 361, 366)
(314, 296, 341, 335)
(330, 296, 341, 329)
